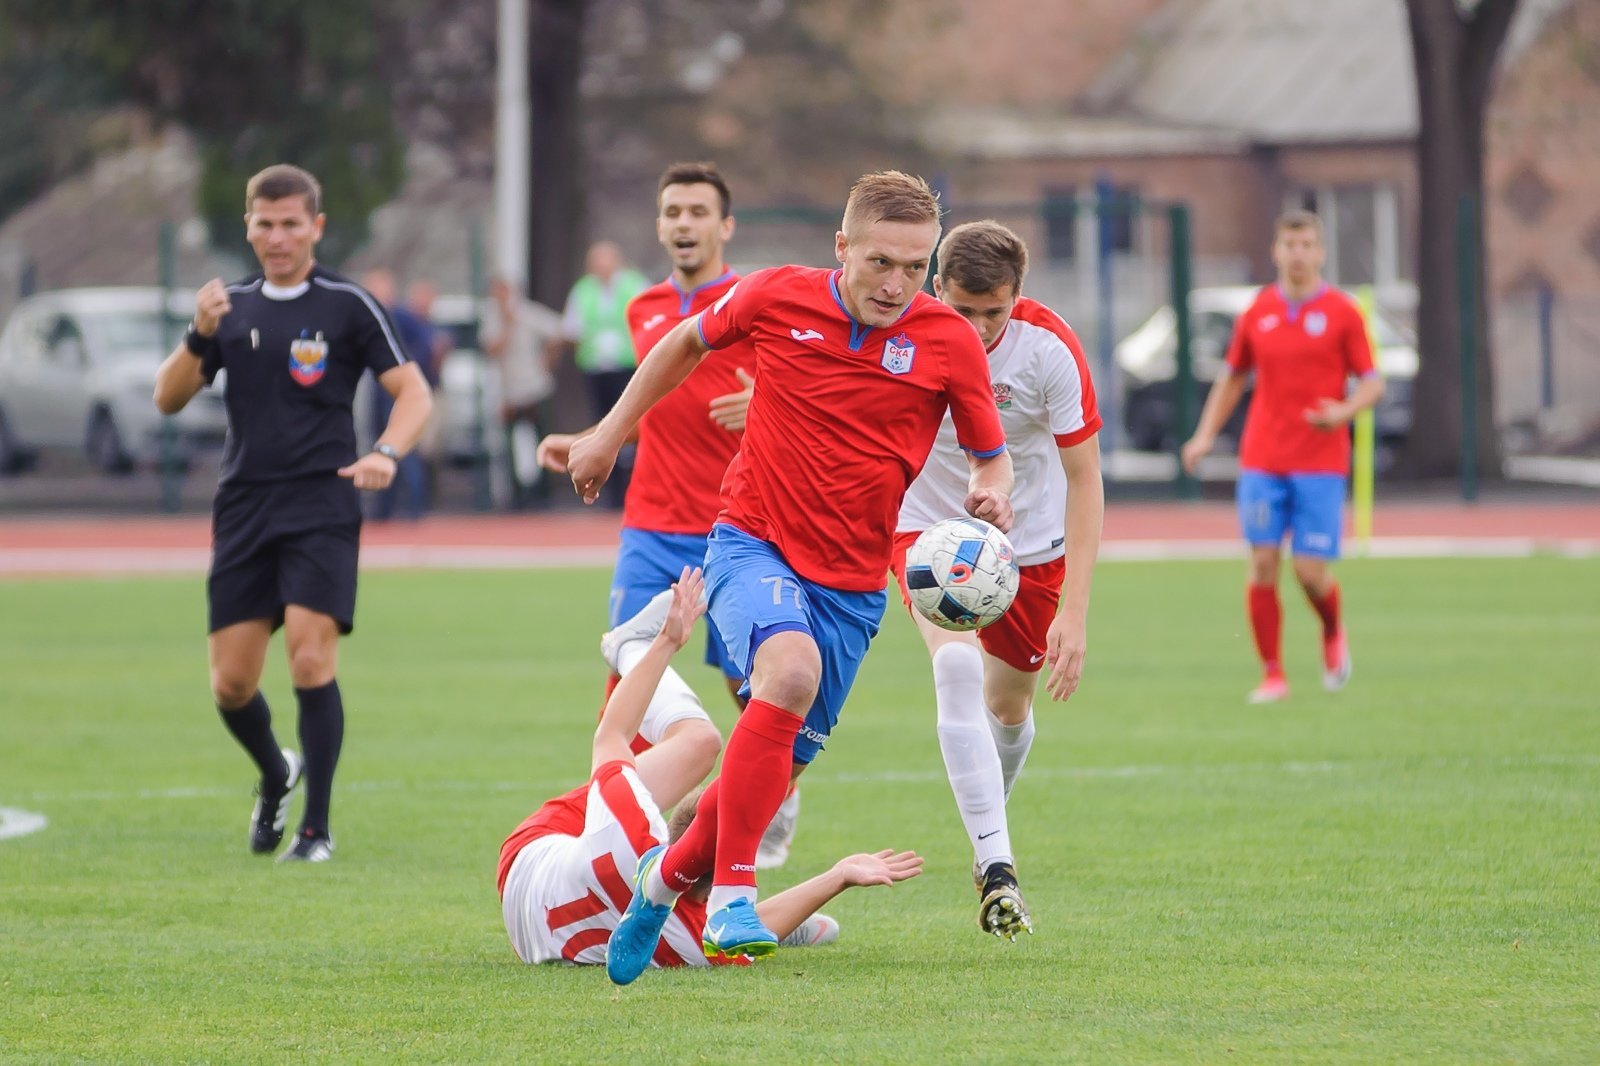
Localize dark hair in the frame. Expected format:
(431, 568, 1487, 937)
(1274, 209, 1323, 238)
(245, 164, 322, 216)
(658, 162, 732, 218)
(937, 220, 1028, 296)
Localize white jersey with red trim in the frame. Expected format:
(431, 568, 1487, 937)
(501, 763, 708, 968)
(897, 297, 1102, 566)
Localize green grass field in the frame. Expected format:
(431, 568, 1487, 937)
(3, 557, 1597, 1064)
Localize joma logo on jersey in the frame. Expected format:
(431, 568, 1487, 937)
(992, 382, 1013, 409)
(288, 331, 329, 386)
(881, 332, 915, 375)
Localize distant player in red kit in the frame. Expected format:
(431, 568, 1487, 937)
(566, 171, 1013, 984)
(1182, 210, 1385, 703)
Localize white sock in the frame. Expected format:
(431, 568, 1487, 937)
(933, 643, 1011, 870)
(643, 863, 680, 907)
(615, 641, 703, 747)
(989, 712, 1035, 801)
(707, 885, 756, 914)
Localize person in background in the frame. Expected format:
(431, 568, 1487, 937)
(483, 276, 562, 510)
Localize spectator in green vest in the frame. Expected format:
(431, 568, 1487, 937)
(551, 240, 650, 509)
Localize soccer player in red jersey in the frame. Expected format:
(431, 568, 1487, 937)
(497, 568, 923, 970)
(567, 171, 1013, 984)
(891, 222, 1104, 940)
(539, 164, 804, 867)
(1182, 210, 1385, 703)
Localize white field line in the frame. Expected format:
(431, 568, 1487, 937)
(1, 537, 1594, 577)
(0, 807, 48, 841)
(14, 753, 1599, 808)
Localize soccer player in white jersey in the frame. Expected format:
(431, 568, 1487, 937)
(891, 221, 1104, 940)
(497, 568, 924, 969)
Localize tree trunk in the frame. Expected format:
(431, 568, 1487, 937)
(1399, 0, 1518, 480)
(527, 0, 586, 310)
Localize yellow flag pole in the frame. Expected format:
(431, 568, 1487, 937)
(1352, 287, 1379, 556)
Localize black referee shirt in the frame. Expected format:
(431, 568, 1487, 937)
(201, 265, 407, 486)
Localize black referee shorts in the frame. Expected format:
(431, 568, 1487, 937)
(207, 477, 362, 635)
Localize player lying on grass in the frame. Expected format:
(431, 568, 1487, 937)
(496, 567, 923, 968)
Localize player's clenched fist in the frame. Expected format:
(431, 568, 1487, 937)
(193, 279, 232, 336)
(964, 488, 1014, 534)
(566, 432, 618, 505)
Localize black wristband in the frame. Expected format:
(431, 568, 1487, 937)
(184, 324, 218, 359)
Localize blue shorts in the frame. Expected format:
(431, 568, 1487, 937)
(704, 523, 886, 765)
(610, 527, 741, 680)
(1236, 470, 1347, 559)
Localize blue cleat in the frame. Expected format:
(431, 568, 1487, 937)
(701, 897, 779, 962)
(606, 844, 675, 986)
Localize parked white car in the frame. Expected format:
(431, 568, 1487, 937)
(0, 287, 228, 473)
(1116, 285, 1418, 453)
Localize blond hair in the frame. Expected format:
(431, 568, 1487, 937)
(937, 220, 1028, 296)
(841, 170, 941, 237)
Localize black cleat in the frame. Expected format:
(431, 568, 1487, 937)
(249, 749, 302, 855)
(277, 827, 334, 863)
(975, 861, 1034, 941)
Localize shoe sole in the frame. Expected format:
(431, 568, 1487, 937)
(978, 888, 1033, 941)
(702, 937, 779, 962)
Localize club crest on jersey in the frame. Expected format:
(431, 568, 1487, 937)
(881, 332, 915, 375)
(992, 382, 1013, 409)
(1304, 310, 1328, 337)
(288, 330, 328, 386)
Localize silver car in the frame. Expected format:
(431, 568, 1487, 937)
(0, 287, 229, 473)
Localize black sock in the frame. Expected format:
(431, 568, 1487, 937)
(295, 680, 345, 836)
(218, 692, 288, 786)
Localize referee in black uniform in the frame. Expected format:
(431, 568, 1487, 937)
(154, 164, 433, 862)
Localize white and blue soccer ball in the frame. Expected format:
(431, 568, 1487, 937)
(904, 517, 1020, 632)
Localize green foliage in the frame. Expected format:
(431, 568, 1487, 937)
(0, 0, 410, 261)
(3, 557, 1598, 1062)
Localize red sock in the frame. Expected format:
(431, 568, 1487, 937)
(713, 699, 802, 888)
(1247, 583, 1283, 676)
(1307, 582, 1341, 639)
(597, 673, 620, 722)
(659, 779, 720, 892)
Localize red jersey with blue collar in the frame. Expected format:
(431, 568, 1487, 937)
(624, 270, 754, 534)
(697, 265, 1007, 592)
(1226, 284, 1377, 475)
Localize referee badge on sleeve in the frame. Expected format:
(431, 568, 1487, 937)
(881, 332, 915, 375)
(289, 331, 329, 386)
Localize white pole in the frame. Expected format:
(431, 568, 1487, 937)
(495, 0, 530, 289)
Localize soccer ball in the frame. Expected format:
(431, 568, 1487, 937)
(904, 517, 1020, 632)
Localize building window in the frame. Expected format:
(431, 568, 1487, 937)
(1042, 188, 1078, 263)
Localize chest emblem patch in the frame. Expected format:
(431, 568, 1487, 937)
(992, 382, 1013, 410)
(881, 332, 915, 375)
(289, 331, 329, 387)
(1304, 310, 1327, 337)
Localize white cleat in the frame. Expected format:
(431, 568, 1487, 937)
(600, 588, 677, 672)
(756, 786, 800, 869)
(779, 913, 839, 948)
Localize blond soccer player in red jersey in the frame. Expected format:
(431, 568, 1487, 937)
(568, 171, 1013, 984)
(1182, 211, 1385, 704)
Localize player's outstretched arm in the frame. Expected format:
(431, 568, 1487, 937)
(1045, 435, 1105, 702)
(568, 318, 710, 504)
(755, 849, 924, 941)
(591, 567, 706, 772)
(963, 449, 1015, 533)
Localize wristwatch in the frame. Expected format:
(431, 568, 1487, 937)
(373, 443, 400, 464)
(184, 322, 218, 358)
